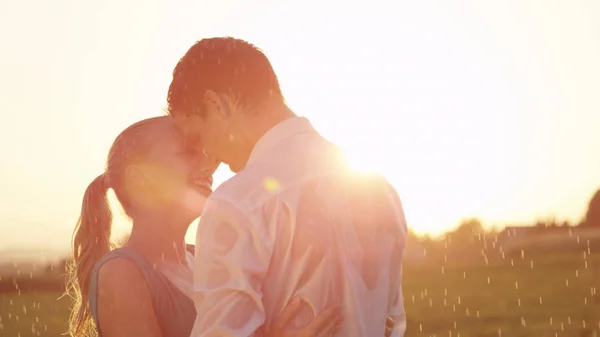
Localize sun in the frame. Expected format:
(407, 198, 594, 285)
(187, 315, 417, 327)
(342, 148, 384, 174)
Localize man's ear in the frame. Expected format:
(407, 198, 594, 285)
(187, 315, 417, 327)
(204, 90, 231, 119)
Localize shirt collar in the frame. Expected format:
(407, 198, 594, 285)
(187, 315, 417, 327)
(247, 117, 315, 165)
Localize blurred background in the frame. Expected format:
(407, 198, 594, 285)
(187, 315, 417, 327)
(0, 0, 599, 336)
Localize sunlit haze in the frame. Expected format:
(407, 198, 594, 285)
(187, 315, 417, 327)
(1, 0, 599, 253)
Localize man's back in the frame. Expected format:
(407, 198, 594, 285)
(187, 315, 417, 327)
(260, 170, 407, 337)
(192, 117, 407, 337)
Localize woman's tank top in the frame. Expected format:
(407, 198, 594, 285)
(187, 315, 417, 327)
(88, 246, 196, 337)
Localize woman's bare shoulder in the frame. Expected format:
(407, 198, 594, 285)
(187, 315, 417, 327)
(96, 257, 162, 336)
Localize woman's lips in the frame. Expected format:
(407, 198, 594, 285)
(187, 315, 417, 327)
(190, 179, 213, 194)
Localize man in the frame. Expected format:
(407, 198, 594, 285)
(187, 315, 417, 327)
(167, 37, 407, 337)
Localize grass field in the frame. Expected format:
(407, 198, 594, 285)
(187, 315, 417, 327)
(403, 252, 600, 337)
(0, 251, 599, 337)
(0, 291, 70, 337)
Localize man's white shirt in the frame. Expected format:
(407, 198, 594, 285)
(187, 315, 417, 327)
(190, 117, 407, 337)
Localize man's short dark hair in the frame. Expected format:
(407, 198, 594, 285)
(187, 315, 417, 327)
(167, 37, 284, 117)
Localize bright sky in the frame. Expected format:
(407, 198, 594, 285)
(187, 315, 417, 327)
(1, 0, 599, 252)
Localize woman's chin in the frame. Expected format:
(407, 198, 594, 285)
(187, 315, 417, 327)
(180, 187, 208, 216)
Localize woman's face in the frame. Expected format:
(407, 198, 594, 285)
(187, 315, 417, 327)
(128, 121, 219, 219)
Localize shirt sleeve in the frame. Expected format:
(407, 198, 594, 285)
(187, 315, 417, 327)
(190, 197, 273, 337)
(388, 267, 407, 337)
(385, 181, 408, 337)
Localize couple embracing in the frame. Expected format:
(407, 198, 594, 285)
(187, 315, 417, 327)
(67, 37, 407, 337)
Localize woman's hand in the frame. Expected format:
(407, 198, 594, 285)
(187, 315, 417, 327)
(266, 298, 343, 337)
(385, 316, 395, 337)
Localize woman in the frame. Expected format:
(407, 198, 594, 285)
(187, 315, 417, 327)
(65, 116, 345, 337)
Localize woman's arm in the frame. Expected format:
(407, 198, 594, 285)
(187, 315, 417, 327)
(96, 258, 162, 337)
(266, 298, 342, 337)
(266, 298, 395, 337)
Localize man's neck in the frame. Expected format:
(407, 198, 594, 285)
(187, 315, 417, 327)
(253, 104, 297, 143)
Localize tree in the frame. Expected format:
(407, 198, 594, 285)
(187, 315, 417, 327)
(450, 217, 484, 243)
(406, 228, 421, 243)
(45, 258, 69, 275)
(581, 189, 600, 228)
